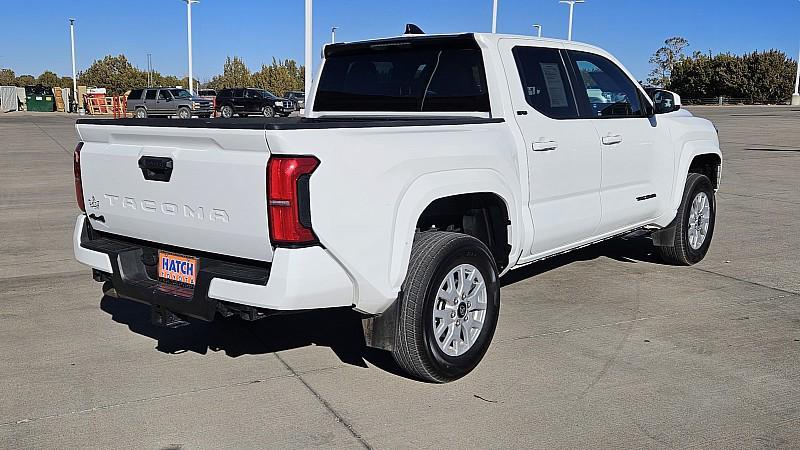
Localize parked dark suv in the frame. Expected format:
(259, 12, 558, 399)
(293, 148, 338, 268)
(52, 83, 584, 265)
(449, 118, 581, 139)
(215, 88, 294, 118)
(127, 88, 213, 119)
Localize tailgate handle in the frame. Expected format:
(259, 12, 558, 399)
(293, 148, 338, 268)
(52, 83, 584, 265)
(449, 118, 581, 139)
(138, 156, 173, 182)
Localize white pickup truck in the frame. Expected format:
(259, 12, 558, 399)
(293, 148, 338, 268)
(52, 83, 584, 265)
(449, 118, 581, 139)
(73, 32, 721, 382)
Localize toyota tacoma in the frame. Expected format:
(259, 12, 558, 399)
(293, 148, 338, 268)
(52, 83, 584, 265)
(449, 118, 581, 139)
(73, 31, 722, 382)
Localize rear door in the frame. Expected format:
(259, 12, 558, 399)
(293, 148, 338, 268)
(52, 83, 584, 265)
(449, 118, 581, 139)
(154, 89, 173, 115)
(565, 50, 674, 232)
(232, 89, 245, 113)
(143, 89, 158, 113)
(499, 39, 602, 255)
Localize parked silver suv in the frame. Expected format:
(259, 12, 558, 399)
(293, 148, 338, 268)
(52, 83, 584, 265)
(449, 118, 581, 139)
(127, 88, 213, 119)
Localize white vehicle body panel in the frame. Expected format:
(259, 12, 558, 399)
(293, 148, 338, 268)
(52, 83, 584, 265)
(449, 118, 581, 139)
(76, 125, 273, 262)
(74, 32, 721, 316)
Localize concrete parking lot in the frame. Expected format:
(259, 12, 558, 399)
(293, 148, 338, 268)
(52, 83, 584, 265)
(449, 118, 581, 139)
(1, 107, 798, 448)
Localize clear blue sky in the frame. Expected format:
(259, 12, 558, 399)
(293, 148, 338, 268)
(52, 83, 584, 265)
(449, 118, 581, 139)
(1, 0, 798, 82)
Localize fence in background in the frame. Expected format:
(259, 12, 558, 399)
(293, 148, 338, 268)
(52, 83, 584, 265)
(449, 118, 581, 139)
(684, 97, 791, 106)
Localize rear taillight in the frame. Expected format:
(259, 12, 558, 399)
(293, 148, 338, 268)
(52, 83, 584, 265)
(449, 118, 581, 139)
(267, 156, 320, 246)
(74, 142, 85, 212)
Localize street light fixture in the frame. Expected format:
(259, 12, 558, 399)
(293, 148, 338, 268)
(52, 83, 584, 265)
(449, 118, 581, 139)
(69, 19, 78, 113)
(533, 24, 542, 38)
(559, 0, 584, 41)
(331, 26, 338, 44)
(183, 0, 199, 94)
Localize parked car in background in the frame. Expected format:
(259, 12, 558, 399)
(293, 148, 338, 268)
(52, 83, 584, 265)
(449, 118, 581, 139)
(215, 88, 294, 118)
(197, 89, 218, 118)
(285, 90, 305, 110)
(127, 88, 213, 119)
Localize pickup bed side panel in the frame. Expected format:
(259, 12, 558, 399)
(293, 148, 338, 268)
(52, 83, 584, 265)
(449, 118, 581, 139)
(265, 122, 521, 315)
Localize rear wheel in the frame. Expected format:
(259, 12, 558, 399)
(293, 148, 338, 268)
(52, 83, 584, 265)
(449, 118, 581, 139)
(220, 105, 234, 118)
(392, 231, 500, 383)
(658, 173, 716, 265)
(135, 107, 147, 119)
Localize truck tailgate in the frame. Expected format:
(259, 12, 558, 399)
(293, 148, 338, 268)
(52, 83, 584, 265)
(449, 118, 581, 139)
(76, 123, 273, 262)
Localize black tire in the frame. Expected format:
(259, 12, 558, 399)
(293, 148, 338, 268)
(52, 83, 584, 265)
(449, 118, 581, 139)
(392, 231, 500, 383)
(262, 106, 275, 117)
(658, 173, 716, 265)
(177, 107, 191, 119)
(220, 105, 234, 118)
(135, 107, 147, 119)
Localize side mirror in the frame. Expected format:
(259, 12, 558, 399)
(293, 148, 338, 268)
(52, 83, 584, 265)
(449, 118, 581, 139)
(650, 89, 681, 114)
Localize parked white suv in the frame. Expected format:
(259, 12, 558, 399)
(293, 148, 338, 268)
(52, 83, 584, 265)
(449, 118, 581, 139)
(73, 32, 721, 382)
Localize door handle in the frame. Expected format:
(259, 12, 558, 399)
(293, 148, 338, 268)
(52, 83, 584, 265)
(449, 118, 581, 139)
(601, 134, 623, 145)
(532, 140, 558, 152)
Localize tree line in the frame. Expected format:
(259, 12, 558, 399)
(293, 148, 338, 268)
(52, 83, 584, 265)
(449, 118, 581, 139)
(0, 54, 305, 96)
(648, 37, 796, 104)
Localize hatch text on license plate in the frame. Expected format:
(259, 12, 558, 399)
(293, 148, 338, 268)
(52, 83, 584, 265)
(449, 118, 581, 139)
(158, 251, 198, 286)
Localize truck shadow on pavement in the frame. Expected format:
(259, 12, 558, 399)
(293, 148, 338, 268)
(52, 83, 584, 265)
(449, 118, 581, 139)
(99, 236, 660, 376)
(100, 297, 406, 375)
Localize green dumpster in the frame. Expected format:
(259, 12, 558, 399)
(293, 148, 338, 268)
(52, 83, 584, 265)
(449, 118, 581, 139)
(25, 85, 55, 112)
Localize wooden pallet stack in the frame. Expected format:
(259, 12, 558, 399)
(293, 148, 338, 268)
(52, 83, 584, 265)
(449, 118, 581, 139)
(83, 95, 128, 117)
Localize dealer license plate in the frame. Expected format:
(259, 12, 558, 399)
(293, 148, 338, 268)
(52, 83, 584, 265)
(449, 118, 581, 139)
(158, 251, 198, 287)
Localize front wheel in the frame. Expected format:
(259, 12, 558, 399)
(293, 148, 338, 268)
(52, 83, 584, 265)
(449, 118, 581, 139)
(177, 107, 191, 119)
(657, 173, 716, 265)
(392, 231, 500, 383)
(262, 106, 275, 117)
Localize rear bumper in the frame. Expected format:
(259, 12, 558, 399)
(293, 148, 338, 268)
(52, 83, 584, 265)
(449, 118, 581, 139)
(73, 215, 354, 320)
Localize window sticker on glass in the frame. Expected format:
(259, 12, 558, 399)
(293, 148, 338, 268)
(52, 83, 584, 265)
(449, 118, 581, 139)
(539, 63, 568, 108)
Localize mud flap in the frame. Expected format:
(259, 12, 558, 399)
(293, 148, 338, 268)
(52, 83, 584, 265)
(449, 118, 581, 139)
(361, 296, 400, 351)
(651, 220, 677, 247)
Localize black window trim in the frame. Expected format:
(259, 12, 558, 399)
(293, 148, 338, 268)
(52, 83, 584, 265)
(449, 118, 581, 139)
(564, 49, 649, 120)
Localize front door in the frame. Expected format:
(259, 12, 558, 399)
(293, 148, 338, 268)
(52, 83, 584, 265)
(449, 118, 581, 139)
(499, 40, 602, 257)
(566, 50, 674, 233)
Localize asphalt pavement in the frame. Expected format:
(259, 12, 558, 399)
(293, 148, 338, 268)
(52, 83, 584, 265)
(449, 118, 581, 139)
(1, 107, 798, 448)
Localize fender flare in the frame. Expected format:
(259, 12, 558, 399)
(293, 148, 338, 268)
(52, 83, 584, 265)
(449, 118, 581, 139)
(387, 168, 521, 296)
(668, 140, 722, 213)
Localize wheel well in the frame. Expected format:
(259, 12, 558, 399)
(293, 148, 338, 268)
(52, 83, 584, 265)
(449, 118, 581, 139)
(689, 154, 721, 189)
(416, 193, 511, 271)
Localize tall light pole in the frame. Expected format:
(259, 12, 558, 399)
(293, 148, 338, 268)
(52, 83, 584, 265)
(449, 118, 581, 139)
(492, 0, 498, 33)
(69, 18, 78, 112)
(793, 42, 800, 105)
(183, 0, 198, 93)
(305, 0, 312, 110)
(559, 0, 584, 41)
(147, 53, 152, 87)
(331, 26, 337, 44)
(533, 24, 542, 37)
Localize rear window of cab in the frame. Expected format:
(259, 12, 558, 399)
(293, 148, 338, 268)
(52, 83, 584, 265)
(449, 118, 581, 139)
(315, 35, 489, 113)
